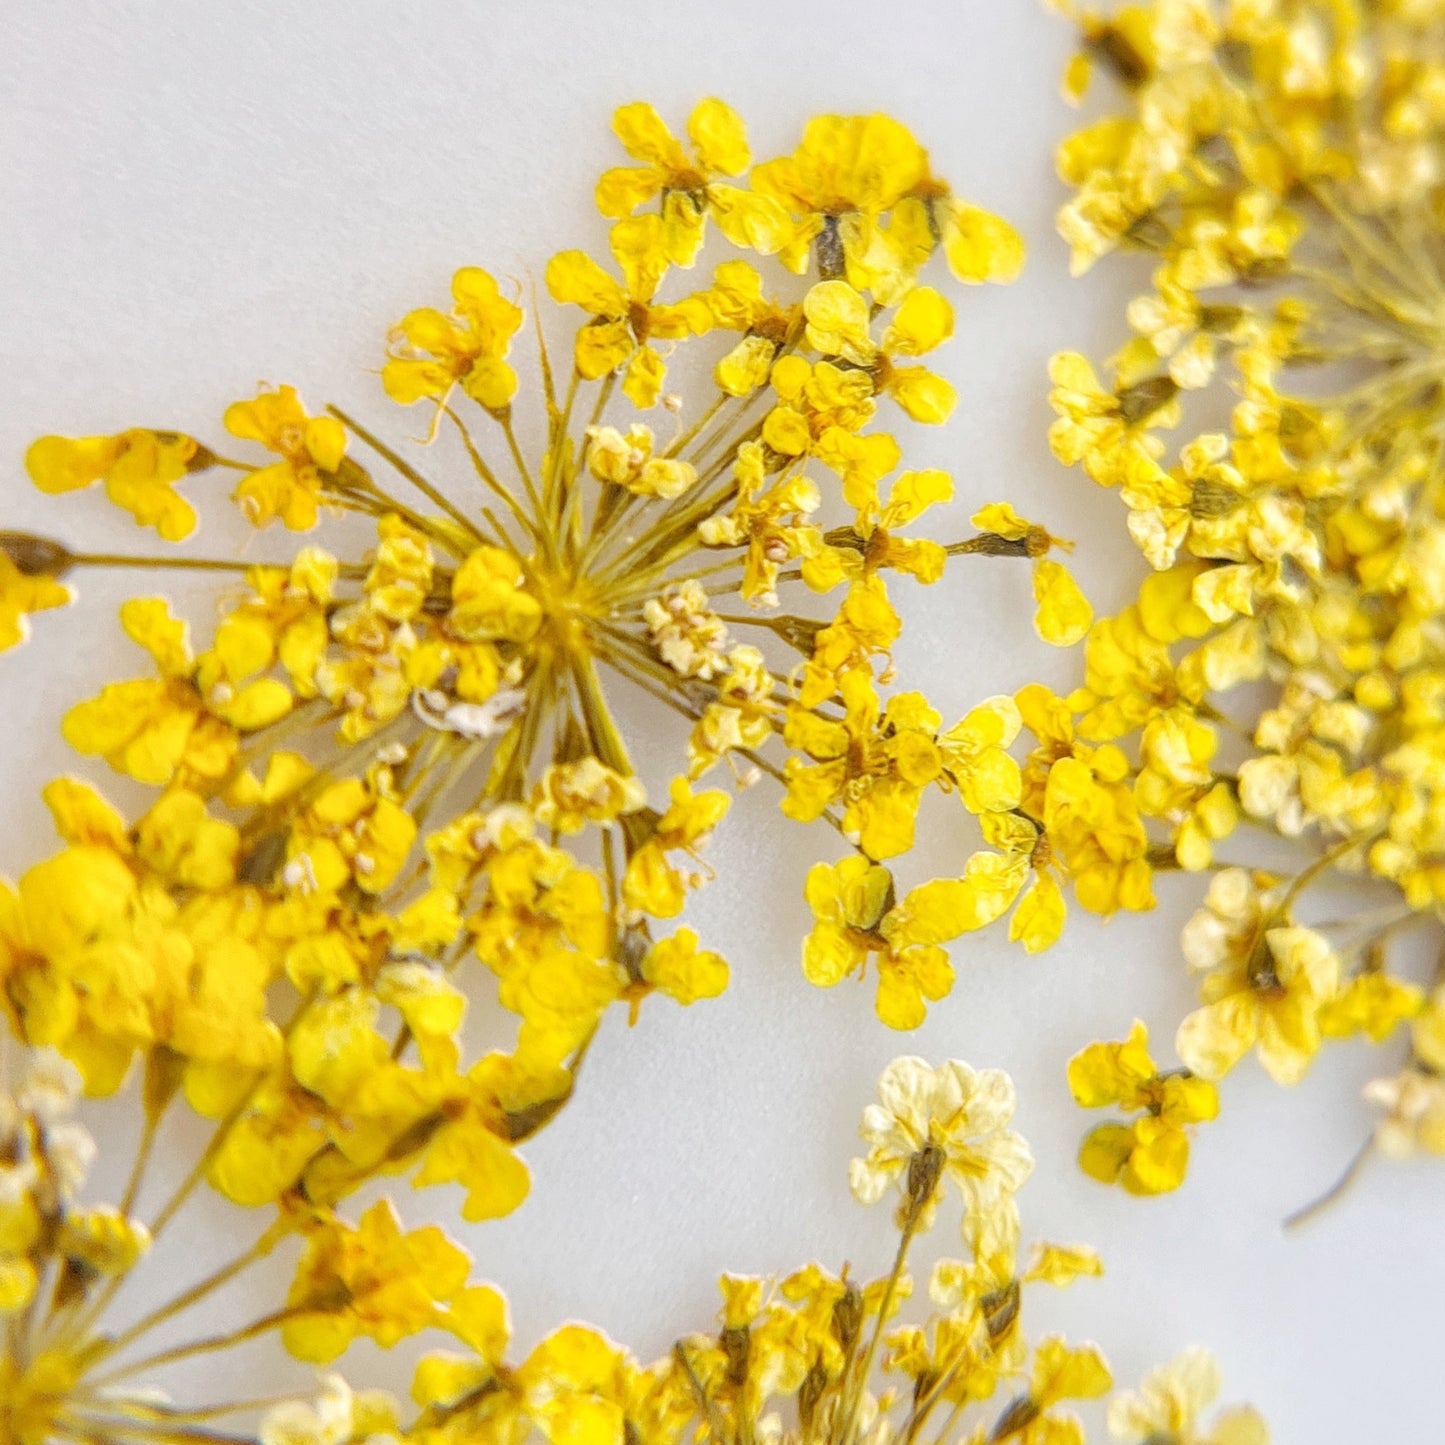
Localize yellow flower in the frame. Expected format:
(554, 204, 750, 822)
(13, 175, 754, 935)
(286, 775, 418, 897)
(283, 1199, 472, 1363)
(1006, 1336, 1113, 1445)
(1047, 351, 1179, 489)
(0, 549, 72, 654)
(697, 440, 821, 607)
(782, 674, 943, 861)
(1319, 971, 1423, 1044)
(937, 694, 1024, 816)
(14, 101, 1047, 1251)
(751, 112, 930, 273)
(803, 467, 952, 594)
(1176, 925, 1341, 1086)
(516, 1325, 633, 1445)
(1366, 1068, 1445, 1159)
(1069, 1020, 1218, 1194)
(638, 928, 728, 1009)
(25, 429, 207, 540)
(63, 597, 286, 786)
(1020, 684, 1154, 918)
(383, 266, 523, 414)
(1108, 1347, 1269, 1445)
(259, 1375, 401, 1445)
(1, 778, 287, 1101)
(751, 113, 1023, 300)
(596, 99, 793, 264)
(546, 216, 690, 408)
(533, 758, 646, 835)
(584, 424, 698, 500)
(762, 354, 878, 460)
(801, 858, 967, 1030)
(621, 778, 730, 919)
(802, 281, 958, 423)
(225, 384, 348, 530)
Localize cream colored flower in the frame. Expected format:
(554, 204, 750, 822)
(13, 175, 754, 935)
(1108, 1347, 1268, 1445)
(848, 1056, 1033, 1227)
(1365, 1069, 1445, 1159)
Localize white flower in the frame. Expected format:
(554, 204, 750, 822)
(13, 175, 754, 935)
(848, 1056, 1033, 1228)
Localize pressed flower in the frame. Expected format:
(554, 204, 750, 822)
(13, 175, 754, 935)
(0, 542, 72, 654)
(1068, 1020, 1218, 1194)
(1108, 1347, 1269, 1445)
(848, 1055, 1033, 1227)
(1047, 0, 1445, 1202)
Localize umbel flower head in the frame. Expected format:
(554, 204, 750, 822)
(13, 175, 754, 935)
(0, 1038, 1266, 1445)
(254, 1051, 1264, 1445)
(1045, 0, 1445, 1205)
(3, 98, 1105, 1223)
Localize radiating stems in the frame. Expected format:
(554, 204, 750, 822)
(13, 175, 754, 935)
(58, 1411, 255, 1445)
(571, 653, 632, 776)
(329, 405, 484, 548)
(1278, 832, 1380, 914)
(500, 413, 551, 555)
(84, 1305, 302, 1390)
(80, 1239, 270, 1368)
(583, 372, 616, 434)
(610, 553, 747, 611)
(663, 389, 732, 460)
(444, 405, 542, 551)
(124, 1111, 167, 1224)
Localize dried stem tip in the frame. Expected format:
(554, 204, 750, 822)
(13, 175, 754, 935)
(0, 530, 75, 577)
(906, 1142, 945, 1208)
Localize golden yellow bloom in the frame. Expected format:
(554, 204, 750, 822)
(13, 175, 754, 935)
(802, 857, 971, 1029)
(596, 99, 793, 264)
(751, 112, 1024, 298)
(1177, 923, 1340, 1086)
(1049, 0, 1445, 1190)
(546, 216, 691, 408)
(1069, 1020, 1218, 1194)
(383, 265, 523, 414)
(284, 1198, 471, 1362)
(62, 597, 274, 786)
(0, 543, 72, 654)
(25, 430, 207, 541)
(225, 384, 348, 530)
(14, 104, 1081, 1245)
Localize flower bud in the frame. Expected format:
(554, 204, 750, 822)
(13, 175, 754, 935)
(0, 531, 74, 578)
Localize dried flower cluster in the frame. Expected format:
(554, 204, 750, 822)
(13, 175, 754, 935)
(1047, 0, 1445, 1203)
(0, 1044, 1265, 1445)
(0, 91, 1283, 1437)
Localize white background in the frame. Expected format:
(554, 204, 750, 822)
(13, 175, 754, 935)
(2, 2, 1440, 1437)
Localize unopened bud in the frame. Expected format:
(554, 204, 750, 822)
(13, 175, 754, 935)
(0, 531, 75, 578)
(948, 532, 1031, 559)
(720, 1325, 750, 1386)
(1116, 374, 1179, 424)
(906, 1142, 945, 1209)
(988, 1394, 1040, 1443)
(832, 1282, 863, 1351)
